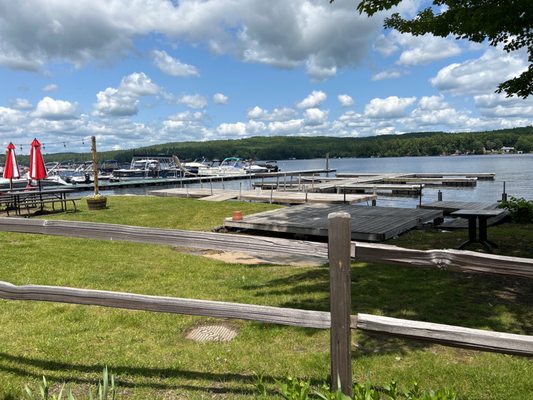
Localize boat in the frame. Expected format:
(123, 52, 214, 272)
(197, 157, 248, 176)
(110, 156, 180, 181)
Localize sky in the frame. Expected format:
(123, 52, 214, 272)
(0, 0, 532, 154)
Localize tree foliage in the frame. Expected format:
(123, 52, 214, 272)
(335, 0, 533, 98)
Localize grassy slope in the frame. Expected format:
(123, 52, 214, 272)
(0, 197, 531, 399)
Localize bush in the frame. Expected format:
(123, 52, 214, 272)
(499, 196, 533, 223)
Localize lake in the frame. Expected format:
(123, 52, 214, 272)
(103, 154, 532, 208)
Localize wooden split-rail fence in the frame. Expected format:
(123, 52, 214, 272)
(0, 215, 532, 396)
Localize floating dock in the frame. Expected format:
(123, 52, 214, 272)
(224, 203, 443, 242)
(149, 188, 376, 205)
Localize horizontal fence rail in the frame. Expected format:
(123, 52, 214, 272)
(1, 281, 532, 357)
(0, 218, 532, 278)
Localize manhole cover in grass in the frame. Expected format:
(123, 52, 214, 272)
(186, 325, 237, 342)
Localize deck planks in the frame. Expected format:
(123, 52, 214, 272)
(224, 203, 443, 242)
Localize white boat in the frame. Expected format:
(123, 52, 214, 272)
(197, 157, 248, 176)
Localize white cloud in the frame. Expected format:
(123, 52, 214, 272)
(304, 108, 328, 126)
(474, 94, 533, 117)
(0, 0, 389, 80)
(247, 106, 298, 121)
(93, 88, 138, 117)
(297, 90, 327, 109)
(178, 94, 208, 109)
(151, 50, 199, 77)
(119, 72, 159, 96)
(213, 93, 228, 104)
(371, 70, 403, 81)
(93, 72, 159, 117)
(373, 34, 398, 57)
(364, 96, 417, 118)
(11, 98, 33, 110)
(431, 48, 528, 96)
(394, 33, 461, 66)
(417, 96, 449, 110)
(42, 84, 59, 92)
(247, 106, 267, 120)
(217, 122, 247, 137)
(33, 97, 77, 120)
(337, 94, 353, 107)
(268, 119, 304, 135)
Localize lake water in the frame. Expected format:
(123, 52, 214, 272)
(102, 154, 532, 208)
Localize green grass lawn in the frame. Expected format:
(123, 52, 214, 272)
(39, 195, 281, 231)
(0, 196, 531, 399)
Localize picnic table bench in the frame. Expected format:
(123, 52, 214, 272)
(450, 209, 508, 252)
(0, 188, 79, 216)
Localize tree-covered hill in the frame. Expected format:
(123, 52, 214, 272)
(12, 126, 533, 164)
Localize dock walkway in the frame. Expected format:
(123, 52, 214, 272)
(224, 203, 443, 242)
(150, 188, 376, 205)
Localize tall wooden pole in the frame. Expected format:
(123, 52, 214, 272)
(91, 136, 99, 196)
(328, 212, 352, 396)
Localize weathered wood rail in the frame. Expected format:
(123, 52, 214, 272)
(2, 281, 531, 357)
(1, 218, 532, 278)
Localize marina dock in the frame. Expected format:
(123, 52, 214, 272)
(149, 188, 376, 205)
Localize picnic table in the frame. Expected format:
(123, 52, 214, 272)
(450, 209, 508, 252)
(0, 188, 78, 216)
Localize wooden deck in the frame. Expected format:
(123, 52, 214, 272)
(150, 188, 376, 204)
(224, 203, 443, 242)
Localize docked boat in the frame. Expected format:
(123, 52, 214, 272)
(110, 156, 180, 181)
(197, 157, 248, 176)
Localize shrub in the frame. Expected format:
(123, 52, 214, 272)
(499, 196, 533, 223)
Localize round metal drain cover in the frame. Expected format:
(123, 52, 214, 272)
(186, 325, 237, 342)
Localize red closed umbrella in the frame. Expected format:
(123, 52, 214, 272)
(29, 139, 47, 208)
(3, 142, 20, 190)
(29, 138, 47, 182)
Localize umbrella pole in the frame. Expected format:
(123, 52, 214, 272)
(38, 180, 43, 211)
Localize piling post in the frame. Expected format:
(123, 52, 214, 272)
(418, 184, 423, 207)
(326, 153, 330, 178)
(270, 186, 273, 204)
(91, 136, 99, 196)
(438, 190, 442, 202)
(502, 181, 507, 202)
(328, 212, 352, 396)
(210, 179, 213, 195)
(239, 182, 242, 200)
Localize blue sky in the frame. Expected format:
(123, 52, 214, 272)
(0, 0, 531, 154)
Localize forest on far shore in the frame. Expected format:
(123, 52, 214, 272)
(25, 126, 533, 164)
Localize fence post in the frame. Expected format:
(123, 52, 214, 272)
(328, 212, 352, 396)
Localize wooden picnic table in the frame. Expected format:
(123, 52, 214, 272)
(0, 188, 77, 215)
